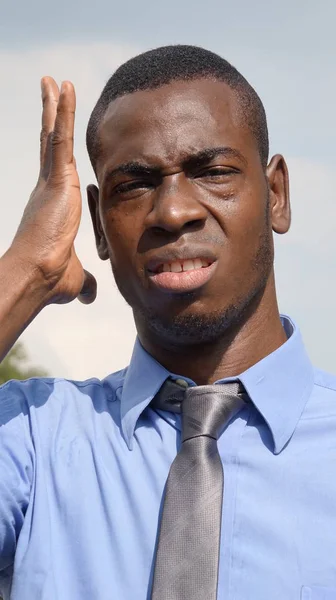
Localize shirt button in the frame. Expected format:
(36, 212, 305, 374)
(175, 378, 189, 388)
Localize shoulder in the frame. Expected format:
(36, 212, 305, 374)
(313, 368, 336, 393)
(0, 367, 128, 425)
(303, 368, 336, 420)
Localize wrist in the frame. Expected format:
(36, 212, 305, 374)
(3, 244, 52, 307)
(0, 246, 54, 362)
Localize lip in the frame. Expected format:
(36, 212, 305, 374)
(148, 260, 218, 293)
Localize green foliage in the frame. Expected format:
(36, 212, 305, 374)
(0, 342, 48, 385)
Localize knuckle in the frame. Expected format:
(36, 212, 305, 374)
(51, 130, 74, 148)
(47, 173, 66, 190)
(49, 162, 73, 182)
(51, 130, 64, 147)
(56, 102, 75, 119)
(40, 126, 50, 144)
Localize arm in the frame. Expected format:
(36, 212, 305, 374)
(0, 79, 96, 574)
(0, 77, 96, 363)
(0, 383, 34, 573)
(0, 248, 49, 362)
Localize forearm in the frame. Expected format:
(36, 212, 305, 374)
(0, 247, 48, 362)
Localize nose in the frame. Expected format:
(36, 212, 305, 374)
(146, 173, 208, 234)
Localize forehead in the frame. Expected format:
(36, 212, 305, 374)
(96, 79, 257, 177)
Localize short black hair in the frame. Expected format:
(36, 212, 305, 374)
(86, 45, 269, 172)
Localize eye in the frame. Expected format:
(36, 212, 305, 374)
(113, 179, 153, 195)
(195, 167, 238, 179)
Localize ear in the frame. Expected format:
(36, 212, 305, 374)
(266, 154, 291, 234)
(87, 184, 109, 260)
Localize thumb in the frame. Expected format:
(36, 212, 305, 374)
(78, 269, 97, 305)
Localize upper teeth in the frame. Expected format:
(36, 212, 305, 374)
(161, 258, 210, 273)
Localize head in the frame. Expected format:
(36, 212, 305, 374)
(86, 45, 290, 350)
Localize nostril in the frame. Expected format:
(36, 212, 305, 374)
(149, 218, 204, 236)
(186, 219, 202, 228)
(151, 226, 167, 235)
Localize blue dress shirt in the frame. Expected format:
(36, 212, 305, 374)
(1, 315, 336, 600)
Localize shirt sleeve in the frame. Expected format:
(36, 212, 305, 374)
(0, 382, 34, 572)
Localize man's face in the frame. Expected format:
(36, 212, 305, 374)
(90, 79, 283, 344)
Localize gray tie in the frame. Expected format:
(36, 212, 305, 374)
(150, 380, 246, 600)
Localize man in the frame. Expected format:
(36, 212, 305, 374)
(0, 44, 335, 600)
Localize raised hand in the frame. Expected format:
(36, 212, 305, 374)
(12, 77, 97, 305)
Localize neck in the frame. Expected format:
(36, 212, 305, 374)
(137, 276, 287, 385)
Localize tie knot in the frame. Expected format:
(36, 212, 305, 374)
(153, 380, 246, 442)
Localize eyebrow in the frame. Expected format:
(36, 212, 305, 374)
(104, 161, 161, 181)
(183, 146, 248, 169)
(104, 146, 247, 182)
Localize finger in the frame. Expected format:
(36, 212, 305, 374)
(78, 269, 97, 305)
(50, 80, 76, 178)
(40, 77, 60, 177)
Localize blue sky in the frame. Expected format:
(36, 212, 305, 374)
(1, 0, 335, 378)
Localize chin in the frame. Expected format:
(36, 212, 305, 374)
(135, 301, 245, 346)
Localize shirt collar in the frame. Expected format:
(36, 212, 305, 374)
(237, 315, 314, 453)
(120, 338, 171, 449)
(120, 315, 314, 453)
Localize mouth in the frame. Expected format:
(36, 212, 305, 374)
(147, 256, 217, 293)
